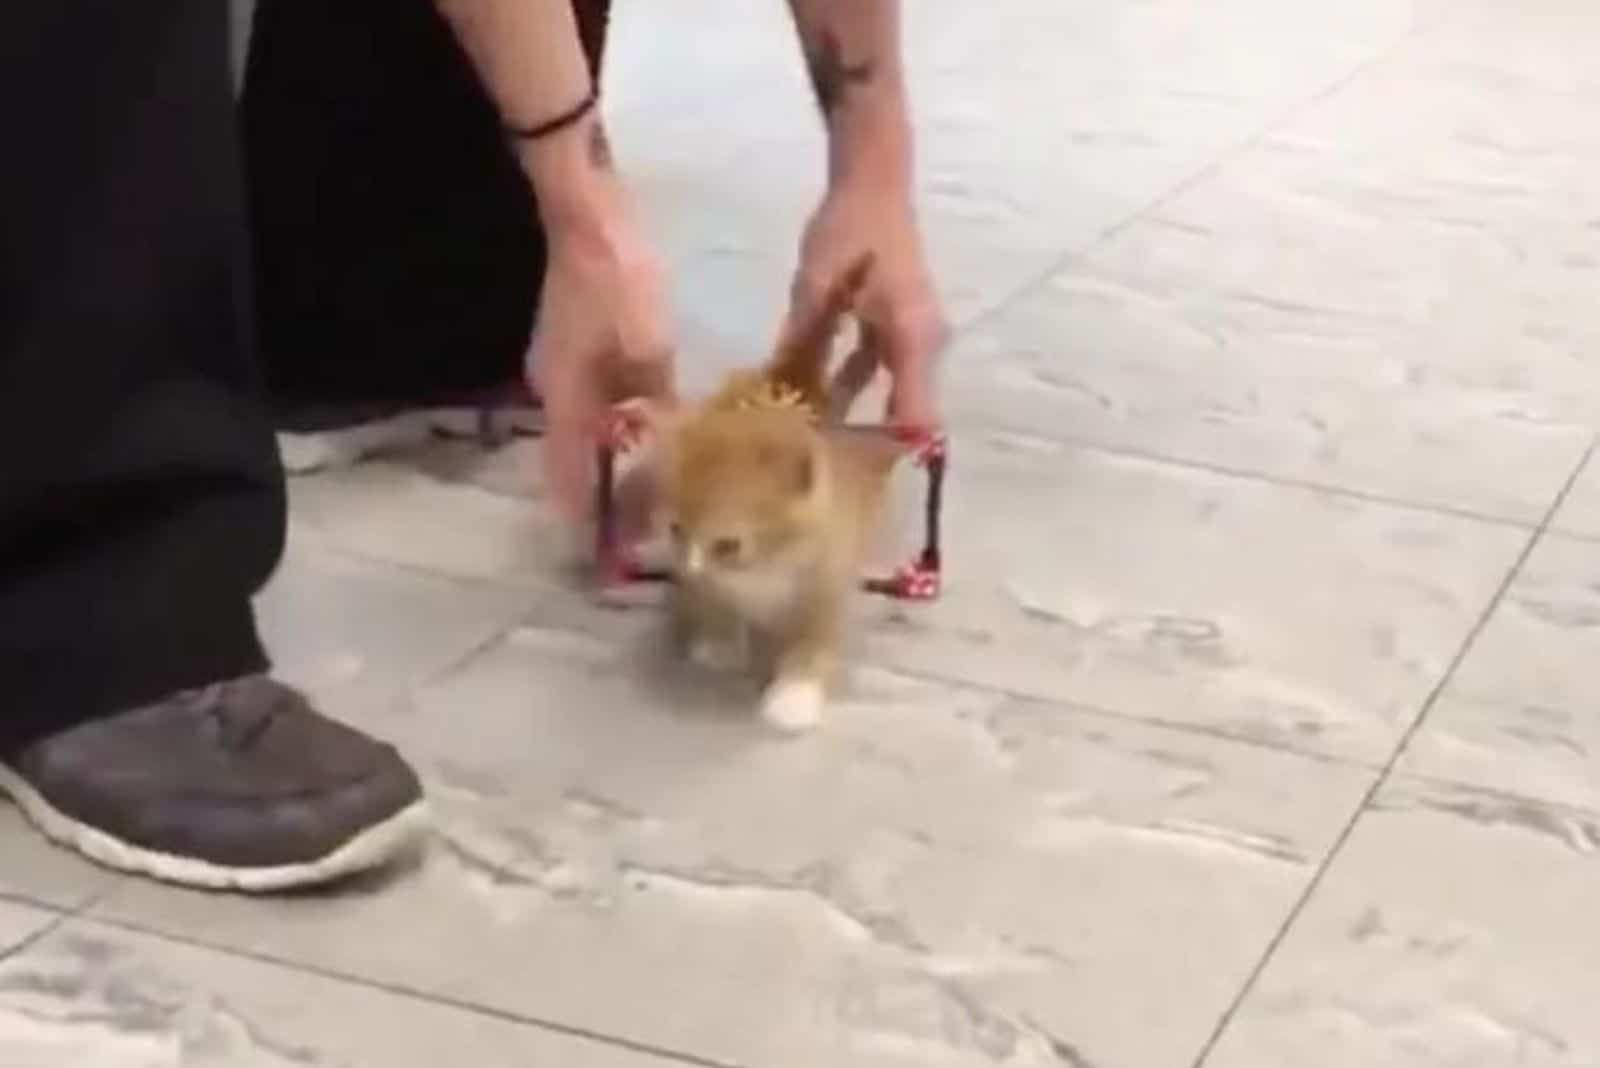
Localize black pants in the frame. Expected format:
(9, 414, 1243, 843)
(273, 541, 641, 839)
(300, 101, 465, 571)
(0, 0, 610, 749)
(0, 0, 280, 748)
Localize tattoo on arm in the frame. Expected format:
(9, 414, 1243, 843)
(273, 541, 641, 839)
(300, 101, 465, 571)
(802, 28, 875, 116)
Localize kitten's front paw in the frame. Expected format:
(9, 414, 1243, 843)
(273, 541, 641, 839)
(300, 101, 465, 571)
(760, 678, 825, 734)
(689, 636, 747, 673)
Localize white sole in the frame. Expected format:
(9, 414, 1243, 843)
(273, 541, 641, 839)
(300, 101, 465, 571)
(278, 407, 543, 476)
(277, 415, 434, 475)
(0, 764, 429, 893)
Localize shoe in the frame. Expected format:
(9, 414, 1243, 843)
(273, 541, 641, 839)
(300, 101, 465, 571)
(0, 676, 427, 892)
(276, 381, 544, 475)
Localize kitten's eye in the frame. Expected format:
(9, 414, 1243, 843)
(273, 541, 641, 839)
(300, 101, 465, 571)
(710, 536, 743, 562)
(668, 522, 684, 542)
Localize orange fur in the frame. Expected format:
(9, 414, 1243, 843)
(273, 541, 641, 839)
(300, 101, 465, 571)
(658, 254, 901, 732)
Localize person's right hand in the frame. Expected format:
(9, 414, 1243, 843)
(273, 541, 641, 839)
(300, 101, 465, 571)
(526, 165, 676, 527)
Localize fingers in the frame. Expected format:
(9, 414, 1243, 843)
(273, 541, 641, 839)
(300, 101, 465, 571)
(612, 265, 677, 402)
(777, 247, 870, 358)
(531, 336, 602, 524)
(543, 331, 676, 526)
(826, 341, 882, 422)
(613, 455, 662, 545)
(877, 297, 948, 430)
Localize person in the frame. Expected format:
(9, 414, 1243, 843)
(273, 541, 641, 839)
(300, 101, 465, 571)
(0, 0, 945, 893)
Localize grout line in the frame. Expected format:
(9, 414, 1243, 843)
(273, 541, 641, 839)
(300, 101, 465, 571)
(420, 621, 521, 691)
(0, 875, 126, 969)
(951, 420, 1555, 531)
(0, 913, 71, 971)
(73, 912, 740, 1068)
(1383, 433, 1598, 772)
(0, 890, 72, 915)
(1186, 432, 1598, 1068)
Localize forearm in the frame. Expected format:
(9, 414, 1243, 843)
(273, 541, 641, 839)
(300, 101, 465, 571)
(784, 0, 914, 188)
(434, 0, 613, 228)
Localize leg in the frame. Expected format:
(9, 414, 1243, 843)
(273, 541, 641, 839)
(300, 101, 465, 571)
(760, 592, 845, 733)
(0, 0, 279, 737)
(0, 0, 423, 891)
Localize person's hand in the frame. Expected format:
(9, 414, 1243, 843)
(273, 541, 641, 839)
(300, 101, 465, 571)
(786, 179, 946, 428)
(526, 167, 675, 526)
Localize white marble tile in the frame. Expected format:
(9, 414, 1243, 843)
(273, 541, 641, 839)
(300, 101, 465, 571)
(859, 430, 1525, 763)
(939, 2, 1600, 520)
(1400, 533, 1600, 813)
(283, 450, 572, 587)
(0, 920, 681, 1068)
(255, 529, 534, 702)
(93, 631, 1373, 1068)
(0, 809, 118, 913)
(1550, 449, 1600, 538)
(1205, 776, 1600, 1068)
(314, 429, 1523, 765)
(0, 901, 56, 955)
(938, 248, 1592, 522)
(603, 0, 1440, 382)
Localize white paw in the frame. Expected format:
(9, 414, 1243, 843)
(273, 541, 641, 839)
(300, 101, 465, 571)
(760, 678, 825, 734)
(689, 636, 747, 673)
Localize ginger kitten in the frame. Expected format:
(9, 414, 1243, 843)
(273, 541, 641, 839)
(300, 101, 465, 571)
(658, 257, 902, 732)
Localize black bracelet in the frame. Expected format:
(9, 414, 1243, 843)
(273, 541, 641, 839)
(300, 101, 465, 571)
(503, 88, 598, 142)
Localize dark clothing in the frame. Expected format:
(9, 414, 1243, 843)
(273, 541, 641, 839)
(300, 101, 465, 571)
(241, 0, 547, 413)
(1, 0, 280, 748)
(1, 0, 610, 748)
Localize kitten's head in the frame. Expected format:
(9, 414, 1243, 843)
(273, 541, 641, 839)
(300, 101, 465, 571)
(661, 406, 829, 584)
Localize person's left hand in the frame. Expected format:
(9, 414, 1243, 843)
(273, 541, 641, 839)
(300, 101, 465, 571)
(783, 179, 947, 428)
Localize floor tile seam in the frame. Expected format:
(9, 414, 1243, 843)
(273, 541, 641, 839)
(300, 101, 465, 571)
(418, 620, 529, 694)
(65, 911, 743, 1068)
(941, 418, 1552, 530)
(0, 874, 123, 969)
(1184, 431, 1595, 1068)
(1382, 433, 1599, 780)
(0, 889, 73, 916)
(0, 912, 71, 972)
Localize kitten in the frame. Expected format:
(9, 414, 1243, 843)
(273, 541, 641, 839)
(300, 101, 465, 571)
(658, 256, 903, 732)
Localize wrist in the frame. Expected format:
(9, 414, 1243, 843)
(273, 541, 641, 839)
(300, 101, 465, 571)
(825, 79, 914, 190)
(516, 113, 618, 238)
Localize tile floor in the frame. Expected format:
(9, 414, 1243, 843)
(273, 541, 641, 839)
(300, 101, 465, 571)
(6, 0, 1600, 1065)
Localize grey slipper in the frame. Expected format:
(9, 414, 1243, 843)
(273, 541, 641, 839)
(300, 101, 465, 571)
(0, 676, 427, 892)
